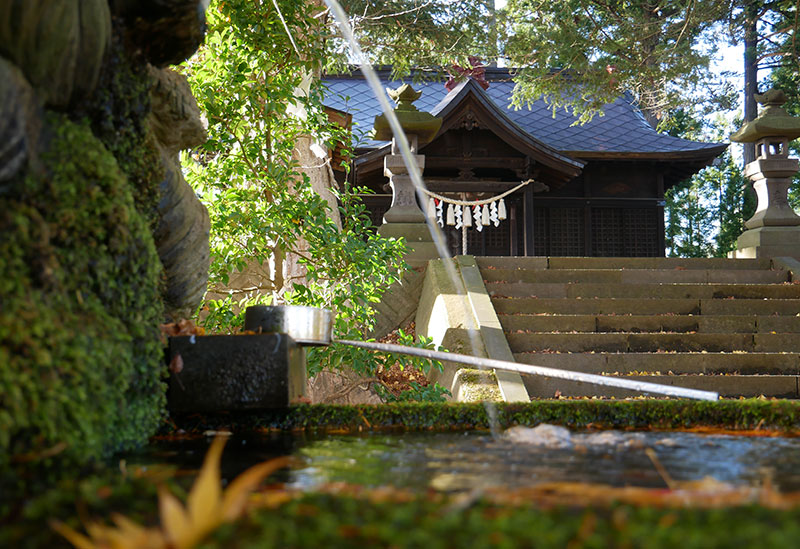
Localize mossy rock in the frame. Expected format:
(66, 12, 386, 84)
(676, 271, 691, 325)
(0, 113, 165, 473)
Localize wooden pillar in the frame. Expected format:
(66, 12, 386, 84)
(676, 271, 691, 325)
(583, 172, 592, 256)
(509, 201, 519, 255)
(524, 184, 534, 255)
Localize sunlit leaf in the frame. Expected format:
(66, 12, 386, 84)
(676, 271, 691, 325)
(157, 485, 193, 547)
(50, 521, 95, 549)
(186, 437, 224, 535)
(221, 456, 293, 520)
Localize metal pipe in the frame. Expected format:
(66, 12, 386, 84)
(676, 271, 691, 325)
(335, 339, 719, 401)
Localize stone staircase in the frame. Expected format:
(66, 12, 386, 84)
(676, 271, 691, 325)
(478, 256, 800, 399)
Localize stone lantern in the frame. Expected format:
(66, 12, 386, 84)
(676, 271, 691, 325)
(730, 89, 800, 259)
(373, 84, 443, 266)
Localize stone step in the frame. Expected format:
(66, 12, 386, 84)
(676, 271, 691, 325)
(485, 282, 800, 300)
(499, 314, 800, 334)
(492, 297, 800, 316)
(476, 256, 774, 271)
(549, 257, 774, 271)
(507, 332, 800, 353)
(481, 268, 789, 285)
(513, 351, 800, 375)
(521, 373, 798, 399)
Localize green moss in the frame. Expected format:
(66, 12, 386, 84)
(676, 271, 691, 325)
(8, 478, 800, 548)
(0, 112, 165, 476)
(85, 28, 164, 228)
(166, 400, 800, 435)
(207, 496, 800, 548)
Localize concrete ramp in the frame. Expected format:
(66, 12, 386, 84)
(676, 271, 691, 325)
(415, 256, 529, 402)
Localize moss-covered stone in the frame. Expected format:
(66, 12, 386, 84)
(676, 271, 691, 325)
(8, 463, 800, 548)
(166, 400, 800, 435)
(0, 112, 165, 473)
(86, 31, 164, 228)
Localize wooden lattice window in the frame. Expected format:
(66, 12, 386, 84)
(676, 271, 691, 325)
(591, 207, 659, 257)
(533, 207, 585, 256)
(622, 208, 660, 257)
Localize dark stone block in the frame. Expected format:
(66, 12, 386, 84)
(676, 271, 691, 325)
(168, 334, 306, 412)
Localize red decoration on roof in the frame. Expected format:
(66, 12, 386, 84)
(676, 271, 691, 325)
(445, 56, 489, 91)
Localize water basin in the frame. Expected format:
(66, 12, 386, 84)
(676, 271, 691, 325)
(129, 429, 800, 494)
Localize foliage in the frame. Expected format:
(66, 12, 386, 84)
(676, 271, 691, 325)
(53, 437, 290, 549)
(769, 66, 800, 211)
(663, 111, 755, 258)
(183, 0, 406, 320)
(665, 151, 753, 258)
(183, 0, 444, 400)
(0, 112, 165, 474)
(737, 0, 800, 76)
(308, 329, 450, 402)
(330, 0, 497, 78)
(501, 0, 731, 123)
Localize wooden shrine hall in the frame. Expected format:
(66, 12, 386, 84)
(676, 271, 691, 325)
(322, 68, 727, 257)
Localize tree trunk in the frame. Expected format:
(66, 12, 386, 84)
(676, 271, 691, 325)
(742, 0, 759, 165)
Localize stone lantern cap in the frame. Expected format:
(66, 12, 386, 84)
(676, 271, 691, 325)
(373, 84, 443, 145)
(731, 89, 800, 143)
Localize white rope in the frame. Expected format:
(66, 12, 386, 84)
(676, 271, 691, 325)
(420, 179, 531, 206)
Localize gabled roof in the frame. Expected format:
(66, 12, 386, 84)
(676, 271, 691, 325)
(354, 78, 584, 184)
(322, 67, 727, 161)
(429, 79, 583, 179)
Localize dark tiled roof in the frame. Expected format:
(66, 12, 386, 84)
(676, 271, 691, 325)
(323, 69, 726, 157)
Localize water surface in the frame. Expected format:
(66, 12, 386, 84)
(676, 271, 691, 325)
(129, 429, 800, 494)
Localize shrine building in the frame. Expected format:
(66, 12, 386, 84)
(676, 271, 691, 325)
(322, 68, 727, 257)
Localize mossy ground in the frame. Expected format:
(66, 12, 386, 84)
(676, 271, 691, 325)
(206, 496, 800, 548)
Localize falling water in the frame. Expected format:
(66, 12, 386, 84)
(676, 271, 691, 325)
(322, 0, 502, 432)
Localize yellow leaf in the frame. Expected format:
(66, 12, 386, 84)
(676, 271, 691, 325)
(186, 437, 225, 536)
(50, 520, 96, 549)
(221, 456, 292, 521)
(158, 486, 192, 548)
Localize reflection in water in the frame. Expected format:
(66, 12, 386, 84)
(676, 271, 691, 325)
(287, 431, 800, 494)
(126, 430, 800, 494)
